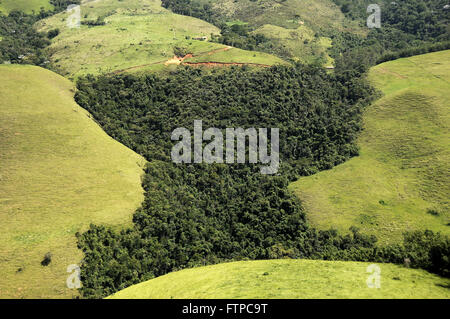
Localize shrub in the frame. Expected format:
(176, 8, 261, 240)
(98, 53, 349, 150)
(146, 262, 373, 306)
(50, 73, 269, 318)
(41, 252, 52, 266)
(47, 28, 60, 39)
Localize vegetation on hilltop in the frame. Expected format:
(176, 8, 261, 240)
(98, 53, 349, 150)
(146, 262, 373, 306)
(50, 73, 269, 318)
(161, 0, 350, 64)
(161, 0, 450, 67)
(333, 0, 450, 41)
(0, 11, 50, 64)
(4, 0, 448, 75)
(329, 0, 450, 74)
(50, 0, 81, 12)
(35, 0, 284, 77)
(0, 1, 81, 65)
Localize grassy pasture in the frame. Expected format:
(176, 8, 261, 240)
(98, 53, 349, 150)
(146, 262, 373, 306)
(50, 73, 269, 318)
(184, 46, 286, 65)
(290, 50, 450, 244)
(108, 259, 450, 299)
(0, 65, 145, 298)
(37, 0, 284, 77)
(0, 0, 53, 14)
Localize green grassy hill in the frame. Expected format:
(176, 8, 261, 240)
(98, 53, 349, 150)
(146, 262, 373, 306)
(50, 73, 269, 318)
(0, 0, 53, 14)
(36, 0, 284, 78)
(252, 24, 334, 66)
(108, 259, 450, 299)
(290, 50, 450, 244)
(193, 0, 364, 64)
(184, 46, 285, 65)
(204, 0, 359, 31)
(0, 65, 145, 298)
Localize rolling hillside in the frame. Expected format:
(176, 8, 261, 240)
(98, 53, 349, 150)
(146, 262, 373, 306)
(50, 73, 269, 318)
(36, 0, 285, 78)
(187, 0, 364, 64)
(290, 50, 450, 244)
(0, 0, 53, 14)
(202, 0, 360, 31)
(108, 259, 450, 299)
(0, 65, 145, 298)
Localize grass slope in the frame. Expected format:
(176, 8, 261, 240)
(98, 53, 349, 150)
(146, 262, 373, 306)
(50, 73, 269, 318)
(218, 0, 357, 30)
(290, 50, 450, 244)
(108, 259, 450, 299)
(37, 0, 284, 77)
(185, 46, 285, 65)
(0, 65, 145, 298)
(253, 24, 334, 66)
(0, 0, 53, 14)
(196, 0, 363, 64)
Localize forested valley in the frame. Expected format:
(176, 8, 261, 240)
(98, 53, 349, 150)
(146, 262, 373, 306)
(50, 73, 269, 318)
(75, 63, 449, 298)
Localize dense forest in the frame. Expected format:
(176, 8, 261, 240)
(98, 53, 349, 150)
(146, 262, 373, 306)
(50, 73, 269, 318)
(333, 0, 450, 40)
(0, 11, 50, 64)
(329, 0, 450, 69)
(50, 0, 81, 12)
(75, 64, 449, 298)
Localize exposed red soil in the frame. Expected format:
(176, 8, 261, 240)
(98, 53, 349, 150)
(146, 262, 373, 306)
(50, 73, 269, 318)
(109, 45, 269, 74)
